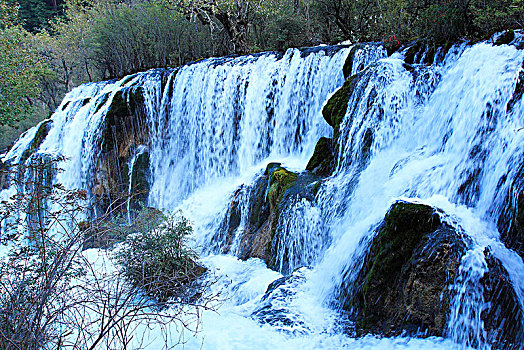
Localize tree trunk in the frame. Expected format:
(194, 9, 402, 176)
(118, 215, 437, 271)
(214, 11, 249, 55)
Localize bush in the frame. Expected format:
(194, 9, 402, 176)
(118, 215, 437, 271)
(116, 211, 206, 304)
(470, 0, 524, 38)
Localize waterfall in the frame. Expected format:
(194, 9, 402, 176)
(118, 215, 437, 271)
(148, 47, 350, 209)
(2, 39, 524, 349)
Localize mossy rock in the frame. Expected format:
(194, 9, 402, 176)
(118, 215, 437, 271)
(306, 137, 335, 177)
(342, 201, 467, 337)
(265, 162, 282, 176)
(322, 74, 358, 133)
(20, 120, 53, 164)
(267, 167, 298, 210)
(498, 161, 524, 258)
(365, 202, 441, 286)
(343, 44, 362, 79)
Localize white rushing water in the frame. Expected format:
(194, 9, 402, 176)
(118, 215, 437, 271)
(2, 40, 524, 349)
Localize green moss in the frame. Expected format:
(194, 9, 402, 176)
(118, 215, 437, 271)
(322, 75, 358, 133)
(343, 44, 362, 79)
(359, 202, 441, 318)
(266, 166, 297, 210)
(306, 137, 334, 177)
(265, 162, 282, 176)
(20, 120, 52, 164)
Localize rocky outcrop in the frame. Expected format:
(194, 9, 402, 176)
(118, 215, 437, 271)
(481, 250, 524, 349)
(340, 201, 524, 347)
(498, 162, 524, 258)
(240, 163, 298, 265)
(0, 158, 9, 190)
(342, 43, 386, 79)
(92, 87, 151, 217)
(403, 40, 452, 66)
(218, 162, 320, 269)
(342, 201, 465, 336)
(306, 137, 335, 177)
(20, 119, 53, 165)
(322, 74, 358, 135)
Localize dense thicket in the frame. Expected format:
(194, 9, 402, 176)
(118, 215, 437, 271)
(0, 0, 523, 148)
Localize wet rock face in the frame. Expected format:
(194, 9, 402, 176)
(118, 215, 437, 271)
(237, 164, 298, 264)
(498, 165, 524, 258)
(92, 87, 151, 217)
(20, 120, 53, 165)
(340, 201, 524, 347)
(306, 137, 335, 177)
(0, 159, 9, 190)
(342, 201, 466, 336)
(342, 43, 386, 79)
(218, 163, 321, 269)
(403, 40, 452, 66)
(481, 250, 524, 349)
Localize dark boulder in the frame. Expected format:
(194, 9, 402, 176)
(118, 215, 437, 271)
(217, 162, 321, 270)
(306, 137, 335, 177)
(342, 201, 466, 336)
(340, 200, 524, 348)
(481, 249, 524, 349)
(494, 30, 515, 46)
(497, 162, 524, 258)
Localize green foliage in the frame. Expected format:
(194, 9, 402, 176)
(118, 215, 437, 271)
(6, 0, 65, 33)
(116, 211, 206, 303)
(470, 0, 524, 38)
(0, 3, 47, 127)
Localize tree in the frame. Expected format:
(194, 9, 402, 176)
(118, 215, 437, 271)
(166, 0, 275, 54)
(0, 1, 47, 127)
(6, 0, 65, 33)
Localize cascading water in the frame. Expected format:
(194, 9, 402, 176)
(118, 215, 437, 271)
(148, 47, 352, 209)
(2, 38, 524, 349)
